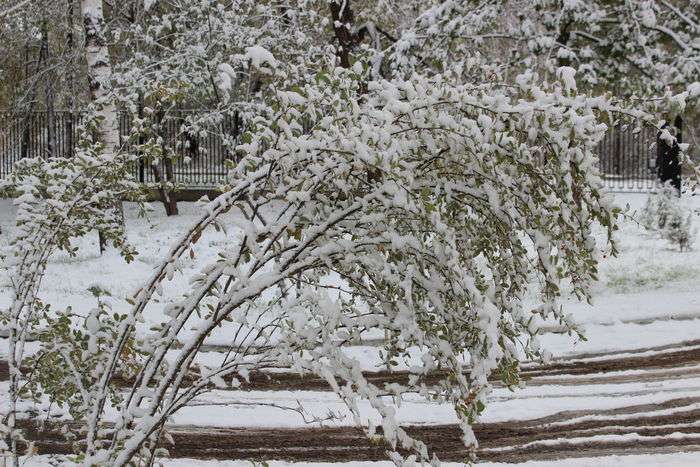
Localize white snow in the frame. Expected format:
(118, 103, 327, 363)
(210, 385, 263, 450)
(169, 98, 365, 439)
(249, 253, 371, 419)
(2, 190, 700, 359)
(3, 190, 700, 465)
(16, 452, 700, 467)
(557, 66, 577, 93)
(243, 45, 278, 69)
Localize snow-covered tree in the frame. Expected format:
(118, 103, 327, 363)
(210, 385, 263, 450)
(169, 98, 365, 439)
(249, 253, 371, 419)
(2, 1, 699, 466)
(0, 3, 138, 464)
(107, 0, 327, 215)
(383, 0, 699, 93)
(640, 183, 697, 250)
(20, 54, 674, 465)
(0, 117, 140, 466)
(0, 1, 86, 113)
(82, 0, 119, 159)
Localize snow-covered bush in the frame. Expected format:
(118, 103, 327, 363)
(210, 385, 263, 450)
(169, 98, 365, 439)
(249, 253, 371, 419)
(16, 56, 653, 466)
(2, 1, 699, 466)
(663, 210, 695, 251)
(23, 287, 143, 423)
(0, 115, 142, 464)
(388, 0, 700, 96)
(640, 185, 696, 251)
(640, 185, 674, 231)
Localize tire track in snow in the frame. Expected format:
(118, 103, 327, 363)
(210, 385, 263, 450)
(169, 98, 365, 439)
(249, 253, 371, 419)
(3, 340, 700, 391)
(9, 339, 700, 463)
(16, 397, 700, 463)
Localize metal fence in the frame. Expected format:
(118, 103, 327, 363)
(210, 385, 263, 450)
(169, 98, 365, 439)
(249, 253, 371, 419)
(118, 111, 242, 186)
(597, 124, 660, 191)
(0, 111, 665, 190)
(0, 111, 242, 187)
(0, 112, 80, 176)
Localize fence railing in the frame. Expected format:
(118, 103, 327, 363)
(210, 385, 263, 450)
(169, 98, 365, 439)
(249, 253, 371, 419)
(0, 111, 242, 187)
(0, 111, 666, 190)
(0, 112, 80, 177)
(117, 111, 242, 186)
(597, 124, 660, 191)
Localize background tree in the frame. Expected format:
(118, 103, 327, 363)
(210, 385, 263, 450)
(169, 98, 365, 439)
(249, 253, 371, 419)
(1, 1, 699, 466)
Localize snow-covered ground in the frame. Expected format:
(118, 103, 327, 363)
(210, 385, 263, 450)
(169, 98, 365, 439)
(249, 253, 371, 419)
(161, 454, 700, 467)
(2, 190, 700, 465)
(18, 452, 700, 467)
(3, 193, 699, 362)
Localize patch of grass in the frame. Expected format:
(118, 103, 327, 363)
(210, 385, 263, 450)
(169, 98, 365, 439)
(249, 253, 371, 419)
(605, 262, 699, 293)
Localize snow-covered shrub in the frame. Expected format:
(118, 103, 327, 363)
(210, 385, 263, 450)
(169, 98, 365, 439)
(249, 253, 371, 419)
(640, 185, 696, 251)
(639, 184, 677, 230)
(663, 210, 695, 251)
(22, 57, 662, 466)
(0, 116, 142, 463)
(22, 287, 144, 422)
(388, 0, 700, 98)
(4, 0, 699, 464)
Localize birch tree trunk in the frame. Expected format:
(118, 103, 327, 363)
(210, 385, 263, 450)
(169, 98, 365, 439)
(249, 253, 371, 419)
(329, 0, 357, 69)
(81, 0, 119, 156)
(81, 0, 122, 252)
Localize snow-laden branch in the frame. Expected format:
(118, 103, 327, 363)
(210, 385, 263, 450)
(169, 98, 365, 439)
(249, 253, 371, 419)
(5, 2, 699, 466)
(66, 62, 670, 466)
(0, 0, 31, 18)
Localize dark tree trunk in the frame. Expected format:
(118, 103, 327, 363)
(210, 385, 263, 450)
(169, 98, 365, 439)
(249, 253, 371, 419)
(151, 162, 179, 216)
(327, 3, 379, 185)
(65, 0, 76, 155)
(555, 21, 572, 68)
(40, 19, 56, 158)
(329, 0, 357, 69)
(656, 116, 683, 195)
(150, 111, 179, 216)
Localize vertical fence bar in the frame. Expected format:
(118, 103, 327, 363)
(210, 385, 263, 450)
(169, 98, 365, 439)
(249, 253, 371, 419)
(9, 113, 12, 173)
(35, 112, 40, 158)
(629, 126, 634, 190)
(8, 115, 13, 175)
(31, 113, 36, 159)
(632, 126, 637, 190)
(40, 112, 45, 158)
(622, 127, 634, 190)
(206, 119, 212, 185)
(37, 112, 42, 158)
(1, 114, 5, 177)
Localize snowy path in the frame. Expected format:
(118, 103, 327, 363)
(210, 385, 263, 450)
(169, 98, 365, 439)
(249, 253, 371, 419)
(12, 338, 700, 464)
(3, 338, 700, 390)
(16, 393, 700, 463)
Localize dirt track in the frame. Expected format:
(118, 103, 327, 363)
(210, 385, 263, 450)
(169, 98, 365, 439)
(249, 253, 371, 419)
(3, 339, 700, 392)
(9, 339, 700, 463)
(17, 396, 700, 463)
(168, 396, 700, 463)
